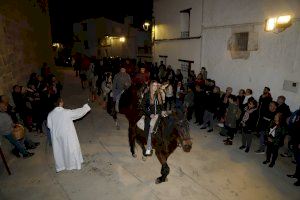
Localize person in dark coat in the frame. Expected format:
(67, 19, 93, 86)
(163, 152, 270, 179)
(263, 112, 286, 167)
(237, 89, 245, 111)
(255, 101, 278, 154)
(200, 86, 221, 132)
(150, 62, 159, 81)
(165, 65, 175, 84)
(276, 96, 291, 120)
(219, 87, 233, 122)
(12, 85, 33, 131)
(286, 108, 300, 186)
(194, 85, 206, 125)
(183, 87, 194, 121)
(175, 69, 183, 85)
(257, 87, 272, 129)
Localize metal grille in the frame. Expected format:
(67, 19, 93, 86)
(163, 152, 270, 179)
(235, 32, 249, 51)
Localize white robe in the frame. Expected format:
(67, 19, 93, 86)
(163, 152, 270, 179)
(47, 104, 91, 172)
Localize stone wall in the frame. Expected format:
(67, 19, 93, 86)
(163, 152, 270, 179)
(0, 0, 53, 96)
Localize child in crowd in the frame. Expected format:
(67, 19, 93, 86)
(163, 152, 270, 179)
(239, 98, 258, 153)
(223, 95, 241, 145)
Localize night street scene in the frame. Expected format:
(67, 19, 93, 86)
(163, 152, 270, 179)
(1, 0, 300, 199)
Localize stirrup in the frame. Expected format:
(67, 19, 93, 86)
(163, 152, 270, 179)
(145, 149, 152, 155)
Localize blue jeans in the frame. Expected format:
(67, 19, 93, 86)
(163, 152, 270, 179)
(175, 99, 183, 111)
(3, 133, 28, 155)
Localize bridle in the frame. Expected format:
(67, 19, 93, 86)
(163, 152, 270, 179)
(177, 120, 191, 142)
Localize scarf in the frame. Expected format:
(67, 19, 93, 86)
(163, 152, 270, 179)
(242, 108, 256, 123)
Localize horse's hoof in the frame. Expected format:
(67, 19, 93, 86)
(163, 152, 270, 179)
(132, 153, 137, 158)
(155, 177, 168, 184)
(142, 156, 147, 161)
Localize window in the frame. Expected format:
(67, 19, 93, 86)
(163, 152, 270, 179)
(227, 26, 258, 59)
(82, 23, 87, 31)
(180, 8, 191, 38)
(234, 32, 249, 51)
(84, 40, 89, 49)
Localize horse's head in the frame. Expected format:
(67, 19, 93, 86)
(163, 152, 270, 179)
(173, 110, 192, 152)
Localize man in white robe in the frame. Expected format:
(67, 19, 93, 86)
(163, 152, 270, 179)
(47, 98, 91, 172)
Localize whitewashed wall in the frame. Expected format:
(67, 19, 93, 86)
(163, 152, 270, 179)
(153, 0, 300, 110)
(153, 0, 203, 73)
(153, 39, 201, 70)
(202, 0, 300, 111)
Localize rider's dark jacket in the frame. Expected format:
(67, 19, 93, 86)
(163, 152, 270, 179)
(140, 92, 162, 118)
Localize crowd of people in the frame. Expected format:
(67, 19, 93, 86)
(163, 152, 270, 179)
(78, 57, 298, 187)
(0, 62, 62, 158)
(1, 55, 299, 187)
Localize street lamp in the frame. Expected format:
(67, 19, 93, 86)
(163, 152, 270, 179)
(119, 37, 125, 42)
(265, 15, 292, 33)
(143, 22, 150, 31)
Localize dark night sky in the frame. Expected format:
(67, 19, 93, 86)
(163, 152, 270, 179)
(49, 0, 153, 44)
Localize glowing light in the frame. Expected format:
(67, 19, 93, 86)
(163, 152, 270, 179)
(277, 15, 291, 25)
(119, 37, 125, 42)
(52, 43, 61, 47)
(143, 22, 150, 31)
(265, 15, 292, 32)
(265, 17, 277, 31)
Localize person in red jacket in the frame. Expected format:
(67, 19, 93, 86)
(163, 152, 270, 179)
(133, 66, 149, 86)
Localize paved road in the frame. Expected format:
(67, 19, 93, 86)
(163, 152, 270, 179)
(1, 68, 299, 200)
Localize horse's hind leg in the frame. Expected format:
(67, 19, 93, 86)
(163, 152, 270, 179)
(136, 139, 147, 161)
(128, 126, 136, 157)
(155, 152, 170, 184)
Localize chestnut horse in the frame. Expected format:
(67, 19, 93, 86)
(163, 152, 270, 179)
(117, 84, 192, 184)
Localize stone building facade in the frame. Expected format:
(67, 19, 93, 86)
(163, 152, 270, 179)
(153, 0, 300, 111)
(0, 0, 52, 96)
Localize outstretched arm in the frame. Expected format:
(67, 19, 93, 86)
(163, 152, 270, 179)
(69, 104, 91, 120)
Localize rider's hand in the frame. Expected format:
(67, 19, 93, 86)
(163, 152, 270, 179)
(150, 114, 155, 119)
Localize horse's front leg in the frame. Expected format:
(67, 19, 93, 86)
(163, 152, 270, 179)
(155, 151, 170, 184)
(112, 102, 120, 130)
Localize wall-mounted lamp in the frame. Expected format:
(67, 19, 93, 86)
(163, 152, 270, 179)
(119, 37, 126, 42)
(265, 15, 292, 33)
(143, 22, 150, 31)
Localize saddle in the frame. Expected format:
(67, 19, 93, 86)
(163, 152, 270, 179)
(137, 114, 159, 133)
(136, 111, 169, 133)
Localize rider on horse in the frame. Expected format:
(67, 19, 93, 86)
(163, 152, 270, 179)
(140, 80, 164, 155)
